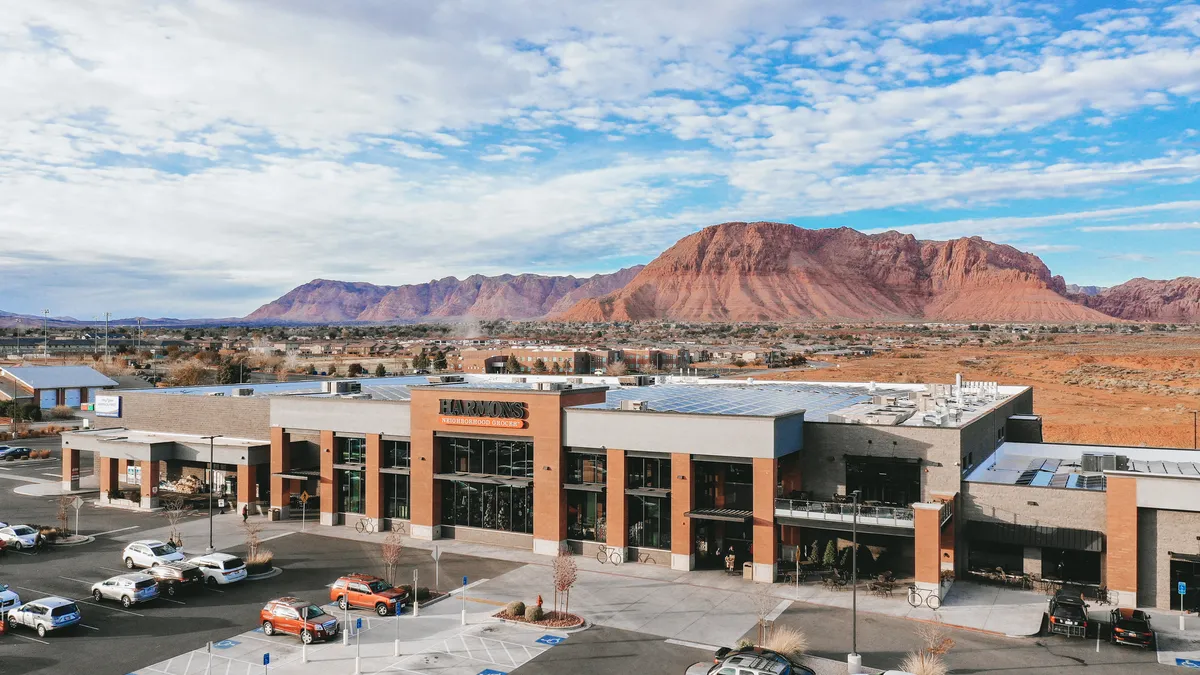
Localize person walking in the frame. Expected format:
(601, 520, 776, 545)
(241, 503, 249, 523)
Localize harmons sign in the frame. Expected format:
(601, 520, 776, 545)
(438, 399, 528, 429)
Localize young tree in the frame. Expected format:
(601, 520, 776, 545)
(328, 364, 338, 376)
(432, 351, 447, 371)
(374, 363, 387, 377)
(412, 351, 430, 370)
(347, 362, 365, 377)
(504, 354, 522, 373)
(552, 547, 578, 615)
(242, 517, 265, 561)
(550, 362, 562, 374)
(380, 529, 404, 585)
(533, 358, 548, 374)
(161, 494, 193, 550)
(56, 494, 72, 534)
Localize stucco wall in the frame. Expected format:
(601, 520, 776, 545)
(799, 423, 963, 502)
(563, 408, 802, 459)
(94, 391, 270, 441)
(271, 397, 411, 436)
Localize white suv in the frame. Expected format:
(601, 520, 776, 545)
(123, 540, 185, 569)
(7, 596, 81, 637)
(91, 573, 160, 607)
(189, 553, 248, 586)
(0, 583, 22, 619)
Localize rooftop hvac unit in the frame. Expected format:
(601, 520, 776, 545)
(206, 392, 225, 397)
(567, 377, 583, 384)
(537, 382, 566, 391)
(620, 399, 649, 412)
(1081, 453, 1119, 472)
(426, 375, 464, 384)
(231, 387, 254, 397)
(511, 377, 526, 383)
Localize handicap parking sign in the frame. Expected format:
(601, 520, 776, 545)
(535, 635, 565, 646)
(213, 639, 240, 649)
(1176, 658, 1200, 668)
(1181, 581, 1188, 596)
(478, 670, 508, 675)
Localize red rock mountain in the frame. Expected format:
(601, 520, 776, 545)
(1079, 277, 1200, 323)
(246, 267, 643, 323)
(558, 222, 1112, 322)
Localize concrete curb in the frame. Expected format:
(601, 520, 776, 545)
(492, 613, 589, 633)
(246, 566, 283, 581)
(51, 535, 95, 547)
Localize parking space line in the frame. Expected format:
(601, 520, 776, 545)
(460, 635, 475, 659)
(158, 596, 186, 605)
(93, 525, 140, 537)
(98, 566, 128, 573)
(206, 586, 226, 593)
(10, 632, 50, 645)
(79, 623, 100, 631)
(59, 576, 96, 586)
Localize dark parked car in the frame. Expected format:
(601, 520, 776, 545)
(145, 561, 205, 597)
(1110, 608, 1156, 648)
(1047, 590, 1090, 638)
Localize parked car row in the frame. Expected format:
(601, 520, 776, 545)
(1044, 589, 1157, 649)
(0, 524, 42, 551)
(0, 446, 35, 460)
(255, 572, 410, 646)
(121, 540, 248, 587)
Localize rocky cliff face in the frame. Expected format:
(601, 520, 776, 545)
(558, 222, 1111, 322)
(245, 267, 644, 323)
(1081, 277, 1200, 322)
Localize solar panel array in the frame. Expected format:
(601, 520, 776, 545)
(1128, 459, 1200, 476)
(574, 382, 912, 419)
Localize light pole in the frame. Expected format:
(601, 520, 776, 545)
(849, 489, 862, 673)
(202, 434, 223, 554)
(42, 309, 49, 356)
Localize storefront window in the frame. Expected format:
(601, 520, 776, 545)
(337, 469, 365, 514)
(628, 495, 670, 549)
(627, 456, 669, 490)
(439, 481, 532, 534)
(336, 437, 366, 464)
(383, 440, 410, 469)
(384, 473, 409, 520)
(567, 453, 606, 484)
(567, 491, 605, 541)
(438, 437, 533, 478)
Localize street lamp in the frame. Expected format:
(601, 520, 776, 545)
(849, 489, 862, 673)
(202, 434, 223, 554)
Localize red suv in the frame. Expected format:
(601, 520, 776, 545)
(260, 597, 340, 644)
(330, 573, 409, 616)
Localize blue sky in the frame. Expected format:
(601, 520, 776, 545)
(0, 0, 1198, 317)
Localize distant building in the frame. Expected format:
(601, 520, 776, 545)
(0, 365, 118, 408)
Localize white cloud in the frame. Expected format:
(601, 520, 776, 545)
(479, 144, 542, 162)
(875, 200, 1200, 238)
(1078, 221, 1200, 232)
(1020, 244, 1081, 253)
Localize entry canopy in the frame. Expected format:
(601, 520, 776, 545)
(272, 468, 321, 480)
(684, 508, 753, 523)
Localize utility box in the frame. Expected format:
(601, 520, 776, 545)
(743, 562, 753, 580)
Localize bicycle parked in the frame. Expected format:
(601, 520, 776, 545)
(596, 544, 655, 565)
(355, 517, 377, 534)
(907, 584, 942, 609)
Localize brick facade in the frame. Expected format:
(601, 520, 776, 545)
(1105, 475, 1138, 595)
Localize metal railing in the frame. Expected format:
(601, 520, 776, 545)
(774, 499, 915, 528)
(939, 500, 954, 527)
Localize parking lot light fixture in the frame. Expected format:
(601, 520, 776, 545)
(201, 435, 223, 554)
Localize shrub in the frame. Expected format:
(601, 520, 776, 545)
(49, 405, 75, 420)
(736, 638, 755, 650)
(247, 550, 274, 565)
(524, 604, 544, 622)
(763, 626, 808, 661)
(899, 652, 948, 675)
(19, 453, 29, 460)
(124, 489, 142, 503)
(401, 585, 432, 601)
(505, 601, 525, 617)
(822, 540, 838, 568)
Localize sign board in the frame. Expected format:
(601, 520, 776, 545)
(94, 394, 122, 418)
(71, 467, 79, 479)
(356, 617, 362, 630)
(1181, 582, 1189, 596)
(263, 653, 270, 666)
(431, 545, 441, 562)
(70, 496, 83, 510)
(439, 416, 526, 429)
(299, 491, 310, 504)
(463, 576, 468, 586)
(127, 465, 142, 485)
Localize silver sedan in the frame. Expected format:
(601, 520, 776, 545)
(91, 573, 160, 608)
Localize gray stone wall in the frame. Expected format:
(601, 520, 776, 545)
(800, 423, 963, 502)
(94, 391, 270, 441)
(962, 482, 1107, 531)
(1138, 508, 1200, 609)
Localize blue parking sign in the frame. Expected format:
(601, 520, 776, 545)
(356, 617, 363, 629)
(263, 653, 270, 666)
(535, 635, 565, 646)
(463, 576, 468, 586)
(478, 670, 508, 675)
(1180, 581, 1188, 596)
(213, 640, 240, 649)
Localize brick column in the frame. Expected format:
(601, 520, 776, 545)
(61, 446, 80, 492)
(269, 427, 291, 519)
(365, 434, 384, 528)
(606, 448, 627, 562)
(237, 464, 258, 514)
(98, 457, 119, 503)
(409, 427, 437, 540)
(752, 457, 777, 582)
(319, 430, 335, 526)
(1105, 475, 1138, 604)
(913, 503, 942, 592)
(532, 439, 566, 557)
(671, 453, 694, 571)
(139, 460, 160, 510)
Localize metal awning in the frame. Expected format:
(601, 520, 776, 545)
(272, 469, 321, 480)
(1170, 552, 1200, 564)
(434, 472, 533, 487)
(626, 487, 671, 498)
(685, 508, 753, 523)
(968, 521, 1105, 553)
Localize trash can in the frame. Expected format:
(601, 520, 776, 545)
(268, 508, 280, 522)
(743, 562, 754, 580)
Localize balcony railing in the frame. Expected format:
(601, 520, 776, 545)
(774, 499, 916, 529)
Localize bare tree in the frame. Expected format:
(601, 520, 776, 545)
(161, 495, 193, 550)
(916, 616, 955, 657)
(552, 547, 578, 615)
(56, 494, 72, 534)
(751, 583, 778, 645)
(242, 517, 265, 560)
(380, 529, 403, 585)
(604, 361, 628, 376)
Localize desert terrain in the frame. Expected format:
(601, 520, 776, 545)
(763, 333, 1200, 449)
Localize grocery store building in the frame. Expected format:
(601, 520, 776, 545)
(59, 373, 1200, 609)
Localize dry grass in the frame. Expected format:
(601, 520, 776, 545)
(762, 625, 808, 661)
(899, 652, 948, 675)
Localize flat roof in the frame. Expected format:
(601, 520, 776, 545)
(967, 441, 1200, 490)
(1, 365, 118, 389)
(66, 427, 268, 447)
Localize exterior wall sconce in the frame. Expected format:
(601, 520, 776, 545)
(677, 475, 686, 480)
(543, 466, 551, 471)
(1027, 501, 1038, 506)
